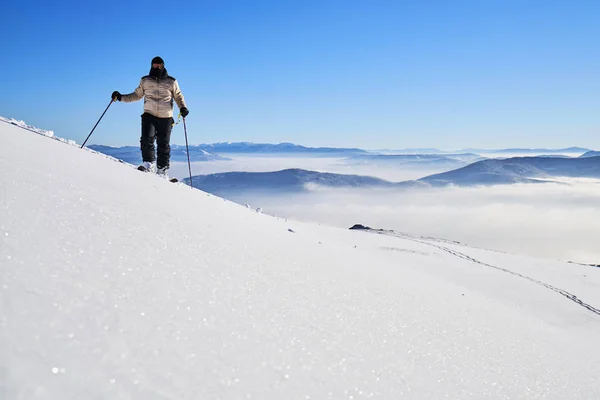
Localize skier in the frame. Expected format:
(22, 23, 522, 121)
(111, 56, 189, 178)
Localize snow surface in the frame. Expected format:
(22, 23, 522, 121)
(2, 122, 600, 399)
(0, 117, 55, 138)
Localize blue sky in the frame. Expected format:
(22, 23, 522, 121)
(2, 0, 600, 149)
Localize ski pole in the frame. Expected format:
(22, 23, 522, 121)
(81, 99, 114, 148)
(183, 116, 194, 188)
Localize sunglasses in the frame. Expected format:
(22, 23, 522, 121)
(152, 63, 164, 68)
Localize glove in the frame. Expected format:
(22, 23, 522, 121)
(111, 91, 122, 101)
(180, 107, 189, 118)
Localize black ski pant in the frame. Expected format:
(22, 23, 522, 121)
(140, 113, 173, 169)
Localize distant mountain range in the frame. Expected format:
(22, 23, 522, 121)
(90, 142, 593, 160)
(87, 142, 369, 163)
(88, 145, 229, 164)
(380, 147, 591, 155)
(88, 142, 600, 191)
(343, 153, 484, 169)
(183, 156, 600, 196)
(375, 147, 591, 155)
(457, 147, 590, 154)
(196, 142, 368, 155)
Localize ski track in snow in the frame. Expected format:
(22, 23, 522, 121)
(373, 230, 600, 317)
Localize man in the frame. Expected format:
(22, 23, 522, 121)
(112, 56, 189, 178)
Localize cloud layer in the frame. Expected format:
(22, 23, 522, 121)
(170, 156, 450, 182)
(170, 158, 600, 263)
(254, 180, 600, 263)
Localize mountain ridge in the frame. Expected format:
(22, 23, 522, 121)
(420, 156, 600, 186)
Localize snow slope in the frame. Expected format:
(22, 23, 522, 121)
(2, 122, 600, 399)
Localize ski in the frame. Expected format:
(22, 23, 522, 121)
(137, 165, 178, 183)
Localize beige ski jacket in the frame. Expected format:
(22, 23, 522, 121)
(121, 69, 186, 118)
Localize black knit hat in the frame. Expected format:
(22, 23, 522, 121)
(151, 56, 164, 65)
